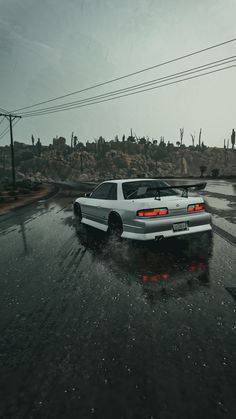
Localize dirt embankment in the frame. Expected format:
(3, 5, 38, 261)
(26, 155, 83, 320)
(0, 184, 57, 216)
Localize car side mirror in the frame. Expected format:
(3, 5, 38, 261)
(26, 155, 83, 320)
(84, 192, 91, 197)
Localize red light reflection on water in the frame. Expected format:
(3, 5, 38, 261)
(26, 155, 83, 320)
(142, 262, 206, 283)
(143, 273, 170, 283)
(188, 262, 206, 272)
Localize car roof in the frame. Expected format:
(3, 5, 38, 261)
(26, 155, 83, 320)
(102, 178, 164, 184)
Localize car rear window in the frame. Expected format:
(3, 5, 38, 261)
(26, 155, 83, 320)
(122, 181, 178, 199)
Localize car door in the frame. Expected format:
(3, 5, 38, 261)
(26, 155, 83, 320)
(95, 183, 118, 225)
(84, 183, 117, 226)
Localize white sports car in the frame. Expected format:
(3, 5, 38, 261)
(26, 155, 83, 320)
(73, 179, 212, 241)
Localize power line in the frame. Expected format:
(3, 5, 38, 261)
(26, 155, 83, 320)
(22, 63, 236, 116)
(22, 56, 236, 115)
(0, 125, 10, 139)
(21, 63, 236, 118)
(13, 37, 236, 113)
(0, 107, 9, 114)
(0, 119, 20, 140)
(20, 55, 236, 116)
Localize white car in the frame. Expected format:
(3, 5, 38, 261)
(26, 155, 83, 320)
(73, 179, 212, 241)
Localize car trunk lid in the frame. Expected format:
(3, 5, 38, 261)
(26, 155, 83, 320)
(133, 195, 205, 217)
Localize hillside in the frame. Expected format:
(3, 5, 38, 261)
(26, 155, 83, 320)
(0, 139, 236, 182)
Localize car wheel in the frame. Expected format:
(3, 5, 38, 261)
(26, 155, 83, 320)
(108, 213, 123, 240)
(73, 202, 82, 223)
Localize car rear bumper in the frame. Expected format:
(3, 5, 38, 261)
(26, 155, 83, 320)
(122, 212, 212, 241)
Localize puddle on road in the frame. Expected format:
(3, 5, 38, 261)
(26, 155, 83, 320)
(165, 179, 236, 197)
(204, 196, 233, 211)
(205, 181, 236, 196)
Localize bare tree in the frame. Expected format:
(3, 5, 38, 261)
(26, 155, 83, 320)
(211, 168, 220, 178)
(231, 129, 235, 149)
(198, 129, 202, 146)
(180, 128, 184, 146)
(70, 133, 73, 149)
(199, 165, 207, 177)
(190, 133, 195, 147)
(36, 138, 42, 156)
(73, 136, 78, 148)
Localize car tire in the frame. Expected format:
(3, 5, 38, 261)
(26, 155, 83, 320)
(108, 213, 123, 240)
(73, 202, 82, 223)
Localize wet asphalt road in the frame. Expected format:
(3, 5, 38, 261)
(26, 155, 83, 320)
(0, 190, 236, 419)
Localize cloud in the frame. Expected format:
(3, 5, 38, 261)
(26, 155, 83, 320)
(1, 0, 236, 146)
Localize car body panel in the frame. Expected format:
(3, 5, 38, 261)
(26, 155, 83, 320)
(80, 197, 108, 225)
(74, 179, 212, 240)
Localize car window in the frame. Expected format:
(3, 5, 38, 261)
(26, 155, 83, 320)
(107, 183, 117, 200)
(122, 181, 178, 199)
(90, 183, 117, 199)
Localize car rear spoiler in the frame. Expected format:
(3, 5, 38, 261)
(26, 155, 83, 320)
(153, 182, 207, 200)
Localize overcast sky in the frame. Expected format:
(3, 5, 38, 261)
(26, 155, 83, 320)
(0, 0, 236, 147)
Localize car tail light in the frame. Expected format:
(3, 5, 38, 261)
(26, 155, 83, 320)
(187, 203, 205, 212)
(137, 207, 168, 217)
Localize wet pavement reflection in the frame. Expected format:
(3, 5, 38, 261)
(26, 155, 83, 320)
(0, 196, 236, 419)
(74, 221, 212, 305)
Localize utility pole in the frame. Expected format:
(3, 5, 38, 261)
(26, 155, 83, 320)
(0, 112, 21, 189)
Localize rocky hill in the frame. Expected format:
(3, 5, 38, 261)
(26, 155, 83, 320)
(0, 140, 236, 182)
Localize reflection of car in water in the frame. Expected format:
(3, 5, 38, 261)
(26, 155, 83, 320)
(73, 179, 212, 241)
(74, 221, 213, 304)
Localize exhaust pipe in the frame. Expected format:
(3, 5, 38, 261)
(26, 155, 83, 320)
(155, 236, 164, 241)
